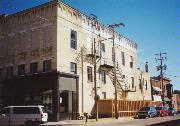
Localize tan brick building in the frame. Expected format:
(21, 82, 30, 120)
(0, 0, 152, 121)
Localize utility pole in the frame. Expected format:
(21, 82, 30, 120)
(108, 23, 125, 119)
(155, 52, 167, 106)
(90, 14, 99, 121)
(81, 47, 84, 113)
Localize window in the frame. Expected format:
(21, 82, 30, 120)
(30, 62, 38, 74)
(131, 77, 134, 88)
(100, 70, 106, 83)
(121, 52, 125, 66)
(100, 43, 105, 52)
(70, 62, 77, 74)
(122, 75, 125, 79)
(43, 60, 51, 72)
(139, 79, 141, 89)
(7, 66, 13, 77)
(130, 56, 133, 68)
(13, 107, 40, 114)
(18, 64, 25, 76)
(70, 30, 77, 49)
(145, 80, 148, 90)
(102, 92, 106, 99)
(87, 66, 93, 82)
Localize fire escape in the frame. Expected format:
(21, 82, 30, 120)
(100, 58, 136, 99)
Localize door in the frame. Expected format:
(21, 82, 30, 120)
(0, 107, 10, 125)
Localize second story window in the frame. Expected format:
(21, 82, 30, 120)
(145, 80, 148, 90)
(18, 64, 25, 76)
(102, 92, 106, 99)
(7, 66, 13, 78)
(70, 30, 77, 50)
(70, 62, 77, 74)
(130, 56, 133, 68)
(131, 77, 134, 88)
(87, 66, 93, 82)
(121, 52, 125, 66)
(100, 70, 106, 84)
(30, 62, 38, 74)
(43, 60, 51, 72)
(139, 79, 142, 90)
(100, 43, 105, 52)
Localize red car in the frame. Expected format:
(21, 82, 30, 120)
(155, 106, 169, 117)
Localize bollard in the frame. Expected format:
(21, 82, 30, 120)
(84, 113, 88, 122)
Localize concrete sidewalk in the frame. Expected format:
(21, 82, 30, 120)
(40, 117, 134, 126)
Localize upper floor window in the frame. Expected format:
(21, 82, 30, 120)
(100, 43, 105, 52)
(139, 79, 142, 89)
(121, 52, 125, 66)
(87, 66, 93, 82)
(30, 62, 38, 74)
(102, 92, 106, 99)
(122, 75, 125, 79)
(18, 64, 25, 76)
(70, 30, 77, 50)
(100, 69, 106, 84)
(145, 80, 148, 90)
(130, 56, 133, 68)
(43, 60, 51, 72)
(131, 77, 134, 88)
(7, 66, 13, 78)
(70, 62, 77, 74)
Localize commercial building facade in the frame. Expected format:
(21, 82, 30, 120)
(0, 0, 152, 121)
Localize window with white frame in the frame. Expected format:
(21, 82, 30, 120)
(100, 69, 106, 83)
(18, 64, 25, 76)
(70, 62, 77, 74)
(30, 62, 38, 74)
(130, 56, 133, 68)
(131, 77, 134, 88)
(43, 60, 51, 72)
(121, 52, 125, 66)
(100, 43, 105, 52)
(70, 30, 77, 49)
(87, 66, 93, 82)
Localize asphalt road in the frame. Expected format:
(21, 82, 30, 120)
(97, 115, 180, 126)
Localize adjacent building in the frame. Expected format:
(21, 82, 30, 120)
(0, 0, 152, 121)
(151, 76, 173, 107)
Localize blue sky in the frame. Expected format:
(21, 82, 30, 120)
(0, 0, 180, 90)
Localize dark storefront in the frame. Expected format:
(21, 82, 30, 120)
(1, 71, 79, 121)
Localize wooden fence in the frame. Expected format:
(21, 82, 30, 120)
(98, 99, 162, 117)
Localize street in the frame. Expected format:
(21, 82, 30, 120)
(42, 115, 180, 126)
(93, 115, 180, 126)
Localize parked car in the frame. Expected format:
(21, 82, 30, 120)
(155, 106, 169, 117)
(168, 108, 178, 116)
(137, 106, 157, 118)
(0, 105, 48, 126)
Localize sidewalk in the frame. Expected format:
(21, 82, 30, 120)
(40, 117, 134, 126)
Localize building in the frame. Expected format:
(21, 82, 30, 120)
(0, 0, 152, 121)
(151, 76, 173, 107)
(172, 94, 180, 110)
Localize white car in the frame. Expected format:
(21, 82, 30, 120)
(0, 105, 48, 126)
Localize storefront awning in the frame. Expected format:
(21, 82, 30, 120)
(153, 86, 162, 92)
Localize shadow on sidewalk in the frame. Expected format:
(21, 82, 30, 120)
(148, 119, 180, 126)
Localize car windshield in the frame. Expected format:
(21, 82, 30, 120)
(140, 107, 150, 111)
(156, 107, 163, 110)
(169, 108, 173, 110)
